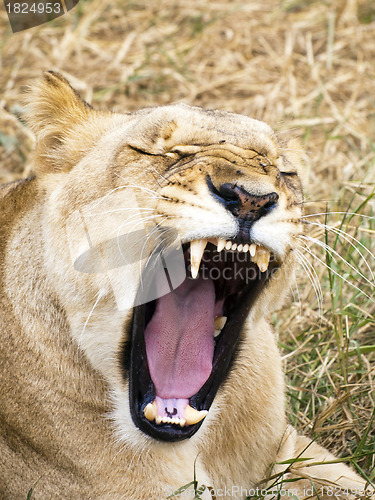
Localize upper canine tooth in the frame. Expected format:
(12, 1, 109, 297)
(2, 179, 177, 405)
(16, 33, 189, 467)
(256, 248, 271, 272)
(249, 243, 257, 257)
(217, 239, 226, 252)
(225, 241, 232, 250)
(144, 401, 158, 422)
(184, 404, 208, 425)
(190, 239, 207, 279)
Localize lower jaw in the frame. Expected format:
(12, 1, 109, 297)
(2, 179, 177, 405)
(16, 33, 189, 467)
(127, 268, 270, 442)
(128, 302, 209, 441)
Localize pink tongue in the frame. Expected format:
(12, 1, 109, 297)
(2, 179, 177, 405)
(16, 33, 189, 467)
(144, 276, 215, 399)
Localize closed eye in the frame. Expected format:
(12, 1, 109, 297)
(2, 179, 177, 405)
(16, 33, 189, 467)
(281, 171, 298, 176)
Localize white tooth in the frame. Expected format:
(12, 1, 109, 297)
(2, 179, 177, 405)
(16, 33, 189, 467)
(237, 244, 243, 252)
(184, 405, 208, 425)
(190, 239, 207, 279)
(179, 419, 186, 427)
(243, 244, 249, 252)
(249, 243, 257, 257)
(171, 417, 178, 425)
(155, 415, 162, 425)
(217, 238, 226, 252)
(214, 316, 227, 330)
(162, 416, 169, 424)
(144, 401, 157, 422)
(225, 241, 232, 250)
(256, 248, 271, 272)
(231, 243, 237, 251)
(214, 316, 227, 337)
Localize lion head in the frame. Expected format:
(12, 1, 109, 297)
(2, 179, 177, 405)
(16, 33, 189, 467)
(24, 72, 303, 444)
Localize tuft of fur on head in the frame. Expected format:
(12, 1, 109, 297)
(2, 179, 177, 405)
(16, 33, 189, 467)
(22, 72, 113, 175)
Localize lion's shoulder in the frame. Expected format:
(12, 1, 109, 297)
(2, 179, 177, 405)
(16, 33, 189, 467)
(0, 177, 32, 198)
(0, 177, 37, 240)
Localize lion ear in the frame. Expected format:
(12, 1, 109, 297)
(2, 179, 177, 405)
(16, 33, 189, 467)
(23, 71, 98, 175)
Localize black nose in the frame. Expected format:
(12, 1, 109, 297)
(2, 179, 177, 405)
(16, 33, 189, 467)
(207, 177, 279, 222)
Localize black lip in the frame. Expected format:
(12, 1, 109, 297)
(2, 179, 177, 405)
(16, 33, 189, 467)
(128, 245, 277, 442)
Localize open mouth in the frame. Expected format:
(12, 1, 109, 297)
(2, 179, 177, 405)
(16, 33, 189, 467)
(128, 239, 279, 442)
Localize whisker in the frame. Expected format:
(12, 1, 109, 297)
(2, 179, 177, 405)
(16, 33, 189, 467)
(301, 244, 375, 304)
(301, 212, 375, 220)
(87, 207, 155, 217)
(292, 274, 303, 317)
(301, 222, 375, 283)
(140, 217, 174, 266)
(125, 440, 151, 474)
(77, 290, 104, 361)
(143, 237, 167, 275)
(115, 214, 160, 264)
(314, 220, 375, 258)
(298, 234, 337, 262)
(294, 199, 339, 206)
(143, 222, 179, 274)
(298, 234, 374, 288)
(148, 164, 172, 186)
(138, 217, 170, 289)
(87, 185, 134, 210)
(285, 253, 303, 317)
(293, 246, 323, 316)
(114, 173, 170, 200)
(116, 213, 159, 234)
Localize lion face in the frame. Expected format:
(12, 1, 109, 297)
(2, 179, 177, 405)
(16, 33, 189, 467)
(26, 72, 303, 444)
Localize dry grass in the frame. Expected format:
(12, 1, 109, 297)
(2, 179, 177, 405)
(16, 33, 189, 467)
(1, 0, 374, 484)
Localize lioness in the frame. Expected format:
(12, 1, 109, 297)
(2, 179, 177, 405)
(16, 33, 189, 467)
(0, 72, 371, 499)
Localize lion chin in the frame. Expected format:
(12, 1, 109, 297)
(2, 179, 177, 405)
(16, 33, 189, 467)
(0, 72, 372, 500)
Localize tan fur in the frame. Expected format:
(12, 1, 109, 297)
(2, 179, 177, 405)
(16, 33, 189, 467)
(0, 72, 372, 499)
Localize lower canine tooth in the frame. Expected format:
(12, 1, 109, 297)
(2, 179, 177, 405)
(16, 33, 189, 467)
(184, 404, 208, 425)
(214, 316, 227, 337)
(144, 401, 157, 422)
(214, 316, 227, 330)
